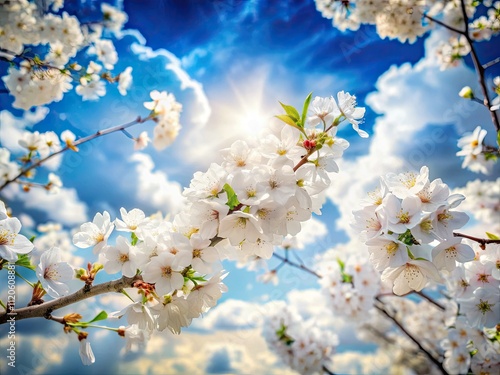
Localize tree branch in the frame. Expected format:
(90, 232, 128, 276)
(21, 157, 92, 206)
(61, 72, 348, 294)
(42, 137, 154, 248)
(0, 114, 154, 191)
(414, 291, 445, 311)
(423, 14, 465, 35)
(458, 0, 500, 131)
(272, 252, 322, 278)
(425, 4, 500, 132)
(374, 298, 446, 374)
(0, 275, 141, 324)
(483, 56, 500, 70)
(453, 231, 500, 248)
(322, 364, 336, 375)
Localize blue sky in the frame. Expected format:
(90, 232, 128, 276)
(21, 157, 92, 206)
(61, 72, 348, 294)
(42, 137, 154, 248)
(1, 0, 500, 374)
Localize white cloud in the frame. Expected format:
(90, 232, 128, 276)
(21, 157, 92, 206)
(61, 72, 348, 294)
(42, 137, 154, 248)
(117, 330, 294, 375)
(130, 41, 211, 133)
(0, 108, 50, 152)
(129, 153, 186, 215)
(3, 184, 88, 226)
(294, 216, 328, 249)
(193, 299, 263, 331)
(18, 212, 35, 228)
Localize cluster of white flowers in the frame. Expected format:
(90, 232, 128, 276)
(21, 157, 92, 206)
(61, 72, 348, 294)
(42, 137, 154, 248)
(0, 1, 132, 109)
(0, 148, 21, 187)
(2, 61, 74, 110)
(453, 178, 500, 232)
(262, 301, 338, 374)
(2, 90, 365, 365)
(0, 128, 81, 191)
(353, 166, 475, 296)
(317, 249, 381, 320)
(436, 35, 471, 70)
(456, 126, 496, 175)
(491, 75, 500, 111)
(315, 0, 500, 45)
(468, 1, 500, 41)
(442, 242, 500, 374)
(315, 0, 434, 43)
(0, 90, 184, 192)
(0, 201, 34, 261)
(143, 90, 183, 150)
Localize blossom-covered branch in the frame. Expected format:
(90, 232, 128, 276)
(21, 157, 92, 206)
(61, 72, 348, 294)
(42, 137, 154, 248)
(0, 275, 140, 324)
(0, 114, 154, 191)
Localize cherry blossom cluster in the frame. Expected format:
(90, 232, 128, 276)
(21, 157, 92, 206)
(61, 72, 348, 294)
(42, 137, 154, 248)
(315, 0, 500, 44)
(316, 246, 381, 320)
(143, 90, 183, 150)
(456, 125, 497, 175)
(0, 0, 132, 109)
(436, 35, 471, 70)
(235, 217, 327, 286)
(178, 92, 365, 266)
(453, 178, 500, 232)
(314, 0, 434, 43)
(352, 166, 475, 296)
(0, 201, 34, 262)
(0, 91, 367, 365)
(0, 129, 78, 191)
(492, 75, 500, 110)
(262, 301, 338, 374)
(0, 90, 182, 192)
(442, 242, 500, 374)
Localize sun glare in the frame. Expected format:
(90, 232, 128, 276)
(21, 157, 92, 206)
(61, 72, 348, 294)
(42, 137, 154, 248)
(217, 66, 274, 139)
(238, 108, 271, 136)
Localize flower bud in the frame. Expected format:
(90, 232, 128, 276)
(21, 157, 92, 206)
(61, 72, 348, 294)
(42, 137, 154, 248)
(64, 313, 82, 324)
(459, 86, 474, 99)
(303, 139, 316, 150)
(117, 326, 126, 337)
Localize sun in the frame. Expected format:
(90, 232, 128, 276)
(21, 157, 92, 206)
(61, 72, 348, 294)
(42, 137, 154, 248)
(237, 107, 271, 136)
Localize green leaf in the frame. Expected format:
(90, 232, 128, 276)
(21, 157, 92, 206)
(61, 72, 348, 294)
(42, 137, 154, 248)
(279, 102, 300, 122)
(336, 258, 345, 272)
(341, 272, 353, 284)
(484, 152, 498, 161)
(29, 236, 36, 243)
(398, 229, 419, 246)
(486, 232, 500, 240)
(87, 311, 108, 324)
(276, 323, 295, 346)
(300, 92, 313, 128)
(223, 183, 240, 210)
(15, 254, 35, 270)
(275, 114, 297, 127)
(131, 232, 139, 246)
(496, 130, 500, 148)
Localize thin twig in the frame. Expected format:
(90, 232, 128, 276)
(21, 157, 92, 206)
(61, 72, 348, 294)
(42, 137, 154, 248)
(453, 231, 500, 248)
(374, 298, 446, 374)
(272, 252, 322, 278)
(0, 275, 141, 324)
(423, 14, 465, 35)
(425, 5, 500, 132)
(0, 114, 154, 191)
(458, 0, 500, 131)
(322, 364, 336, 375)
(414, 291, 445, 311)
(483, 56, 500, 70)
